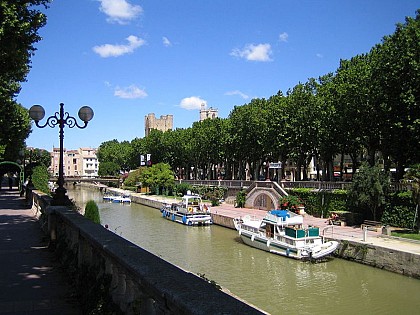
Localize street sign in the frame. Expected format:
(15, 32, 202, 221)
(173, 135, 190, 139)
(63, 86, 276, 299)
(269, 162, 282, 169)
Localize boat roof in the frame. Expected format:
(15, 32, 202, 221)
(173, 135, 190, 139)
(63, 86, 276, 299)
(263, 209, 303, 226)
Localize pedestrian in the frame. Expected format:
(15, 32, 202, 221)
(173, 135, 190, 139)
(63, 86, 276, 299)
(8, 175, 13, 190)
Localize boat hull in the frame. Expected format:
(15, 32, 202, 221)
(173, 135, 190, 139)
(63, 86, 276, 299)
(239, 230, 306, 260)
(161, 209, 212, 226)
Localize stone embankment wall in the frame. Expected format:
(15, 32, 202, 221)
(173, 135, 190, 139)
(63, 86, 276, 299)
(334, 239, 420, 279)
(32, 191, 266, 315)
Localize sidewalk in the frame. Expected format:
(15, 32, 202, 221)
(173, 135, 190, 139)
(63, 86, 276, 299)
(0, 189, 80, 314)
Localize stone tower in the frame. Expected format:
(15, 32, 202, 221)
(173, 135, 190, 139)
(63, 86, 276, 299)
(199, 103, 218, 122)
(144, 113, 173, 136)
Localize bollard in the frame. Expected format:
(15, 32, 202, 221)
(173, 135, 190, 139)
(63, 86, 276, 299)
(362, 226, 367, 242)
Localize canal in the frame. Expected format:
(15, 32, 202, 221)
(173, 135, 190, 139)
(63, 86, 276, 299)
(68, 185, 420, 315)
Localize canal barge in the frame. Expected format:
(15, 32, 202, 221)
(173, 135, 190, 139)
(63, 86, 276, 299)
(233, 209, 339, 260)
(161, 194, 212, 226)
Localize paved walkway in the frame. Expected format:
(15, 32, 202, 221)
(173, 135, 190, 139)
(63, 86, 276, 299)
(0, 189, 80, 314)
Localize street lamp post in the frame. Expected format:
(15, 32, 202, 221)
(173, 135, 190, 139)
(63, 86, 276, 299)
(29, 103, 94, 205)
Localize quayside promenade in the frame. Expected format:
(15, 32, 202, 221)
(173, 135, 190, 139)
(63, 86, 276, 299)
(0, 189, 80, 314)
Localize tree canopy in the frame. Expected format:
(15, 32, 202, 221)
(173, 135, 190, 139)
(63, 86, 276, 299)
(0, 0, 50, 163)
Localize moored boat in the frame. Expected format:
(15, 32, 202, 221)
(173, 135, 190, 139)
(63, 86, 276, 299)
(161, 194, 212, 226)
(112, 195, 131, 203)
(103, 194, 115, 201)
(233, 209, 339, 260)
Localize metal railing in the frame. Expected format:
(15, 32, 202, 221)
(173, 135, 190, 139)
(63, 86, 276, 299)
(176, 179, 409, 191)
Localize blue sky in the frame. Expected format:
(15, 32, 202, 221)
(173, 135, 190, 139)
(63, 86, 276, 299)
(18, 0, 419, 151)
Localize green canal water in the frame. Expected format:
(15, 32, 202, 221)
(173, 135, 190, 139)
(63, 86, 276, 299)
(68, 186, 420, 315)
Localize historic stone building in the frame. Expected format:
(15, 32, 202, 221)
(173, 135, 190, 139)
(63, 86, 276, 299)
(144, 113, 173, 136)
(199, 103, 218, 122)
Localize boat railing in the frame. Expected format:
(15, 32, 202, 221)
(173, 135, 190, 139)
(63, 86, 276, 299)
(321, 225, 334, 239)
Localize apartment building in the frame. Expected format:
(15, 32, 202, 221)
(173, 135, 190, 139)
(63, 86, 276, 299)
(49, 147, 99, 177)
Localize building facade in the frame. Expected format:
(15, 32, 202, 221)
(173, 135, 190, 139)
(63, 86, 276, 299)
(144, 113, 173, 136)
(50, 147, 99, 177)
(199, 103, 218, 122)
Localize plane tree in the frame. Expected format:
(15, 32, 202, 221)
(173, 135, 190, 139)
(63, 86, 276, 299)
(0, 0, 50, 163)
(372, 10, 420, 180)
(285, 81, 319, 180)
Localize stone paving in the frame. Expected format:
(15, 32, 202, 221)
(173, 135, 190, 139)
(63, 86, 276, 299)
(0, 189, 80, 314)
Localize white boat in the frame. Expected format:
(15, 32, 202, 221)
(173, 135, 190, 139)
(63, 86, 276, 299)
(112, 195, 131, 203)
(103, 194, 115, 201)
(161, 194, 212, 226)
(233, 209, 339, 260)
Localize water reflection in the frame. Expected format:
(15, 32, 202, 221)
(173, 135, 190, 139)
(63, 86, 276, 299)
(68, 185, 420, 315)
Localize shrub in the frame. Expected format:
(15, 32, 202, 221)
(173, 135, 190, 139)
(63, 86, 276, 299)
(287, 188, 347, 218)
(31, 165, 50, 194)
(174, 183, 192, 196)
(381, 191, 416, 229)
(84, 200, 100, 224)
(235, 189, 246, 208)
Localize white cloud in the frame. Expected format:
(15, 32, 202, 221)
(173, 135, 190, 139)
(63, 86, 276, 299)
(230, 43, 273, 62)
(179, 96, 207, 110)
(93, 35, 145, 57)
(316, 53, 323, 58)
(162, 36, 172, 47)
(114, 84, 147, 99)
(225, 90, 249, 99)
(98, 0, 143, 24)
(279, 32, 288, 42)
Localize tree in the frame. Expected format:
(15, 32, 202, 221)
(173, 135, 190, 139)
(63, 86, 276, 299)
(0, 1, 50, 162)
(0, 101, 31, 162)
(0, 0, 50, 100)
(124, 167, 146, 187)
(404, 164, 420, 232)
(348, 162, 390, 221)
(98, 161, 120, 177)
(372, 10, 420, 179)
(96, 139, 133, 172)
(139, 163, 174, 195)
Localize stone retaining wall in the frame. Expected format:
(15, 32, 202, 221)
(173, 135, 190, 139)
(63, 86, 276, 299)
(32, 191, 266, 314)
(334, 239, 420, 279)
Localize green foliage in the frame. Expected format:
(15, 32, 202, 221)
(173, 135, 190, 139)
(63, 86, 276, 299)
(192, 185, 227, 201)
(0, 1, 50, 161)
(287, 188, 348, 218)
(123, 167, 146, 187)
(31, 165, 50, 194)
(97, 140, 133, 171)
(382, 191, 416, 229)
(280, 194, 304, 210)
(348, 163, 390, 220)
(0, 0, 50, 100)
(0, 102, 31, 162)
(235, 189, 246, 208)
(139, 163, 174, 195)
(84, 200, 100, 224)
(98, 161, 120, 177)
(174, 183, 193, 196)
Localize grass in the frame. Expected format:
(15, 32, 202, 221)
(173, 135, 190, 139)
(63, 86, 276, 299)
(391, 230, 420, 241)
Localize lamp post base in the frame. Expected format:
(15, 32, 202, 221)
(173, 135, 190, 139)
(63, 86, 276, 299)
(51, 186, 72, 206)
